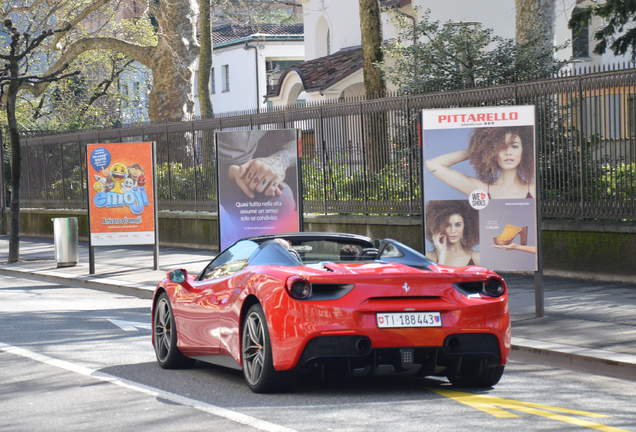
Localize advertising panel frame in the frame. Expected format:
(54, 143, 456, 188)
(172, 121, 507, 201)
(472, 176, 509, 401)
(215, 129, 303, 251)
(420, 105, 543, 316)
(85, 141, 158, 273)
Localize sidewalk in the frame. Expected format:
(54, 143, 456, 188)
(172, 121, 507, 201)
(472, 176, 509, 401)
(1, 235, 635, 380)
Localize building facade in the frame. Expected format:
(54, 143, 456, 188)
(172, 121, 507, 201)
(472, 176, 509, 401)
(268, 0, 632, 107)
(198, 24, 304, 115)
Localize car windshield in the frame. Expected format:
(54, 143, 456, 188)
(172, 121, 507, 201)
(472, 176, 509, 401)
(266, 238, 377, 264)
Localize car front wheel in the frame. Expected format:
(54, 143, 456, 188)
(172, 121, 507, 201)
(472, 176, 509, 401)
(153, 293, 194, 369)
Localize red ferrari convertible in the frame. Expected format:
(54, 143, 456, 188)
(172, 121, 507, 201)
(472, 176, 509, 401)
(152, 233, 510, 393)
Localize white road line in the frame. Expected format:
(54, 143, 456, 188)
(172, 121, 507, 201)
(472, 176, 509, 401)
(107, 319, 152, 331)
(0, 342, 296, 432)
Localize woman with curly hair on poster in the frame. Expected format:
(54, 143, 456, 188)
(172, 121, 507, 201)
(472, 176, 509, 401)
(425, 126, 535, 199)
(425, 200, 480, 267)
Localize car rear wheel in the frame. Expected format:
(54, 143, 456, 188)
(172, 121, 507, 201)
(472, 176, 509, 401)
(242, 304, 292, 393)
(153, 293, 194, 369)
(447, 363, 504, 388)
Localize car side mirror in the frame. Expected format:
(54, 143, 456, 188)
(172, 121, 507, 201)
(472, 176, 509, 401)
(167, 269, 194, 290)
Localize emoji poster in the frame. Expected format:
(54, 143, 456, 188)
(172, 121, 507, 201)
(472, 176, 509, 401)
(86, 142, 156, 246)
(421, 106, 538, 271)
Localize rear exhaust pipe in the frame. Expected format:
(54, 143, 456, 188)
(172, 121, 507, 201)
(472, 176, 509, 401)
(354, 337, 371, 354)
(447, 336, 460, 352)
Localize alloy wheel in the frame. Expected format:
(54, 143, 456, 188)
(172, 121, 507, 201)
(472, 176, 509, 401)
(154, 298, 172, 363)
(243, 311, 266, 385)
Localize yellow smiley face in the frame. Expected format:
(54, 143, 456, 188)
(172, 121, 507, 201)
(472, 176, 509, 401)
(110, 162, 128, 180)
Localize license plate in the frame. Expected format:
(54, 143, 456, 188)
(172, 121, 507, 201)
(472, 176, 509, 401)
(376, 312, 442, 328)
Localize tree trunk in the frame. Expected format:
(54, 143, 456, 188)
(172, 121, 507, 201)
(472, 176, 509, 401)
(148, 0, 200, 121)
(6, 78, 20, 263)
(359, 0, 385, 98)
(148, 45, 197, 121)
(359, 0, 388, 173)
(198, 0, 213, 119)
(516, 0, 555, 52)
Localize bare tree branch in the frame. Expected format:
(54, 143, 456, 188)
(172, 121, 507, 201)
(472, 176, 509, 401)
(24, 36, 154, 97)
(88, 58, 134, 105)
(53, 0, 113, 44)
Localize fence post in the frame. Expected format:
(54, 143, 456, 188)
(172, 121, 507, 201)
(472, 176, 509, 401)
(405, 96, 415, 215)
(318, 107, 328, 214)
(59, 142, 65, 203)
(359, 101, 369, 214)
(577, 78, 585, 216)
(191, 121, 199, 211)
(165, 120, 172, 208)
(78, 137, 85, 210)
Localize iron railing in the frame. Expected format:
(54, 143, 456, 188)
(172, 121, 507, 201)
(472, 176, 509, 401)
(16, 66, 636, 221)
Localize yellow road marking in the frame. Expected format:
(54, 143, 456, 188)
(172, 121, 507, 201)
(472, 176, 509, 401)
(432, 389, 630, 432)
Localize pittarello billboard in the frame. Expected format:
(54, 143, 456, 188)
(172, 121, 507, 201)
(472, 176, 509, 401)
(86, 142, 156, 246)
(421, 106, 538, 271)
(216, 129, 301, 250)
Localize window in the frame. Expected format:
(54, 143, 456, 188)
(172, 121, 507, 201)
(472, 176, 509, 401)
(121, 83, 128, 108)
(211, 67, 215, 94)
(572, 8, 589, 58)
(265, 59, 302, 94)
(199, 240, 259, 280)
(222, 64, 230, 92)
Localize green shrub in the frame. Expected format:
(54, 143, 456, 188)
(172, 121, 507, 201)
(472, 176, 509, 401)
(595, 162, 636, 201)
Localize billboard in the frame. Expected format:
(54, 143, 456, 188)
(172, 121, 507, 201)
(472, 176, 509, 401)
(216, 129, 301, 250)
(86, 142, 156, 246)
(421, 106, 537, 271)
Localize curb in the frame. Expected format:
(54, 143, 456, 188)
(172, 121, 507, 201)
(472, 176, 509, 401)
(511, 337, 636, 381)
(0, 267, 155, 299)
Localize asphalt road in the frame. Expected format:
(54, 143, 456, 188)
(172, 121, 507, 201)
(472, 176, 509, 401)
(1, 275, 634, 432)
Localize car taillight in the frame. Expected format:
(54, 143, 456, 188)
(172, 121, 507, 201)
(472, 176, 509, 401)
(286, 276, 312, 300)
(483, 277, 506, 298)
(454, 277, 506, 298)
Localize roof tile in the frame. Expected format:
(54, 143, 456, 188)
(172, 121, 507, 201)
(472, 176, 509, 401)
(213, 23, 303, 44)
(269, 47, 363, 96)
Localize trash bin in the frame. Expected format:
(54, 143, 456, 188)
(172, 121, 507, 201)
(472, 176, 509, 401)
(52, 217, 78, 267)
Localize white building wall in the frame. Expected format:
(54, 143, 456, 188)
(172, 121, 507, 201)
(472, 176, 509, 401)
(554, 0, 632, 67)
(413, 0, 515, 39)
(211, 47, 257, 113)
(302, 0, 516, 62)
(210, 41, 304, 114)
(302, 0, 404, 61)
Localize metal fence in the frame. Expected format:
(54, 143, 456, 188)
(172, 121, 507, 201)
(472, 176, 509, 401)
(16, 66, 636, 221)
